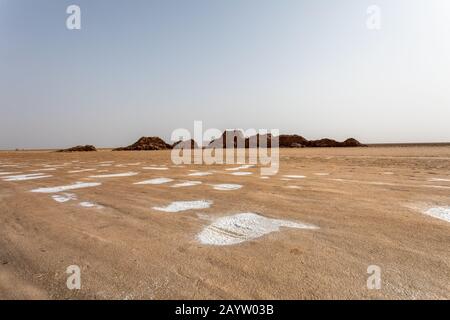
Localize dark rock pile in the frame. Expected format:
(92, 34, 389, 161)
(208, 130, 246, 148)
(172, 139, 199, 149)
(307, 137, 366, 147)
(279, 135, 309, 148)
(111, 132, 365, 152)
(208, 131, 366, 148)
(57, 145, 97, 152)
(113, 137, 172, 151)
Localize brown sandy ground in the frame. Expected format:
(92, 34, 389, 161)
(0, 147, 449, 299)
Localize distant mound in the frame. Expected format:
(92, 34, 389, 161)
(112, 133, 365, 151)
(172, 139, 199, 149)
(208, 130, 246, 148)
(207, 130, 276, 148)
(207, 131, 366, 148)
(113, 137, 172, 151)
(308, 138, 340, 148)
(341, 138, 366, 147)
(279, 135, 308, 148)
(246, 133, 274, 148)
(57, 145, 97, 152)
(308, 138, 366, 147)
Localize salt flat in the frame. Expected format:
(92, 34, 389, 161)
(0, 146, 449, 299)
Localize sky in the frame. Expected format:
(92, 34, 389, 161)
(1, 0, 449, 149)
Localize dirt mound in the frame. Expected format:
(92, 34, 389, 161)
(279, 135, 308, 148)
(208, 130, 247, 148)
(113, 137, 172, 151)
(57, 145, 96, 152)
(246, 134, 273, 148)
(208, 131, 275, 148)
(207, 131, 365, 148)
(308, 138, 367, 147)
(172, 139, 199, 149)
(278, 135, 366, 148)
(308, 138, 341, 147)
(342, 138, 366, 147)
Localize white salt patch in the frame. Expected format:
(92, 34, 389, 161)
(423, 185, 450, 189)
(153, 200, 212, 212)
(211, 184, 242, 191)
(196, 213, 212, 220)
(134, 178, 174, 185)
(126, 162, 141, 166)
(424, 207, 450, 223)
(4, 173, 44, 178)
(197, 213, 318, 246)
(31, 168, 57, 172)
(142, 167, 168, 171)
(230, 172, 253, 176)
(281, 178, 292, 181)
(68, 169, 97, 173)
(2, 173, 52, 181)
(367, 181, 397, 186)
(283, 175, 306, 179)
(79, 202, 104, 209)
(51, 193, 77, 203)
(31, 182, 101, 193)
(428, 178, 450, 182)
(89, 172, 138, 178)
(0, 172, 21, 176)
(171, 181, 202, 188)
(284, 186, 303, 189)
(226, 165, 255, 171)
(188, 171, 212, 176)
(314, 173, 329, 176)
(98, 164, 112, 167)
(260, 176, 270, 179)
(4, 175, 52, 181)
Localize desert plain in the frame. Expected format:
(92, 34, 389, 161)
(0, 146, 449, 299)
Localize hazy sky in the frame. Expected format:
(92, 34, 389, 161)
(1, 0, 449, 149)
